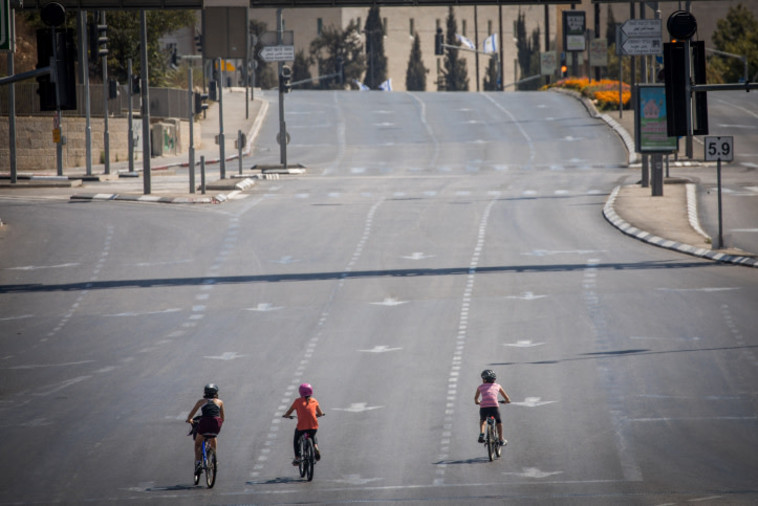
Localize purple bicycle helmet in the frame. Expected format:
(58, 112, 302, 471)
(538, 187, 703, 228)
(299, 383, 313, 397)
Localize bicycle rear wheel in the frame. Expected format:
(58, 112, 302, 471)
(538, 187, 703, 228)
(298, 437, 307, 478)
(304, 438, 315, 482)
(205, 447, 217, 488)
(486, 420, 496, 462)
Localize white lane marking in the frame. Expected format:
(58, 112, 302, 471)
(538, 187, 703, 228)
(656, 287, 738, 293)
(401, 252, 434, 260)
(4, 263, 79, 271)
(7, 360, 95, 370)
(331, 475, 383, 485)
(371, 297, 408, 306)
(271, 255, 301, 264)
(359, 345, 403, 353)
(503, 340, 545, 348)
(244, 303, 283, 312)
(0, 314, 34, 321)
(503, 467, 563, 479)
(204, 352, 245, 361)
(506, 291, 547, 301)
(33, 376, 91, 396)
(103, 308, 182, 317)
(523, 249, 606, 257)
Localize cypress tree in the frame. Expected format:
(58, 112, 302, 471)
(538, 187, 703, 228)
(405, 32, 428, 91)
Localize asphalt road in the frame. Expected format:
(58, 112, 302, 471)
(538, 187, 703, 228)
(1, 90, 757, 505)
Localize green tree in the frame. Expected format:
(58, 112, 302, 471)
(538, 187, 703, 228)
(292, 49, 314, 89)
(97, 10, 197, 87)
(711, 3, 758, 83)
(310, 20, 365, 90)
(440, 6, 469, 91)
(482, 56, 499, 91)
(364, 6, 388, 89)
(250, 19, 276, 90)
(405, 32, 428, 91)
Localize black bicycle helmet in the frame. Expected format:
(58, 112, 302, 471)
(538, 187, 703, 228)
(204, 383, 219, 398)
(481, 369, 496, 382)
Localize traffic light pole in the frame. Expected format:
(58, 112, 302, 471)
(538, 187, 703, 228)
(100, 11, 110, 175)
(277, 8, 287, 169)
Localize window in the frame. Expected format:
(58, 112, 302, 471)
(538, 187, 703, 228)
(317, 18, 323, 36)
(488, 20, 493, 35)
(462, 20, 466, 36)
(409, 18, 414, 37)
(383, 17, 387, 35)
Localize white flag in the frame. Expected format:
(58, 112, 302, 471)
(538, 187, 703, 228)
(379, 78, 392, 91)
(353, 79, 370, 91)
(455, 33, 475, 50)
(483, 33, 498, 54)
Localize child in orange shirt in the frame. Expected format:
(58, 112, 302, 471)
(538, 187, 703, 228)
(283, 383, 325, 465)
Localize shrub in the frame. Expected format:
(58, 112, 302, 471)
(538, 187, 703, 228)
(543, 77, 631, 110)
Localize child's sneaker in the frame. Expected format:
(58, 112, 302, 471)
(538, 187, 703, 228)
(477, 434, 485, 444)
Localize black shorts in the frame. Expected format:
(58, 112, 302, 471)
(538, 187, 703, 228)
(479, 406, 501, 424)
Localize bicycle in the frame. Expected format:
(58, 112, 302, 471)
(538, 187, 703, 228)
(481, 400, 507, 462)
(189, 418, 218, 488)
(284, 413, 324, 482)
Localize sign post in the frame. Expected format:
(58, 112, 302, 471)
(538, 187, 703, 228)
(0, 0, 10, 52)
(705, 136, 734, 249)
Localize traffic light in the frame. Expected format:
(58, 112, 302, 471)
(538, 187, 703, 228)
(336, 56, 345, 85)
(96, 22, 108, 57)
(279, 65, 292, 93)
(663, 11, 708, 137)
(36, 28, 77, 111)
(195, 34, 203, 54)
(560, 53, 567, 78)
(131, 75, 140, 94)
(434, 28, 443, 55)
(194, 91, 209, 115)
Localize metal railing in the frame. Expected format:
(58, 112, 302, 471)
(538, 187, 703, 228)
(0, 83, 190, 119)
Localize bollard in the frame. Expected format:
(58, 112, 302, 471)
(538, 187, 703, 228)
(200, 155, 206, 195)
(189, 155, 196, 194)
(238, 130, 243, 175)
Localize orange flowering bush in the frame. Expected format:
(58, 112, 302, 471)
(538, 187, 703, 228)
(544, 77, 631, 110)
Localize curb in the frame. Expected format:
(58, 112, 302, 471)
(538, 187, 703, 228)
(69, 177, 258, 204)
(604, 186, 758, 268)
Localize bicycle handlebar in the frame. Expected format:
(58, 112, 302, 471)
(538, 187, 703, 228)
(283, 413, 326, 419)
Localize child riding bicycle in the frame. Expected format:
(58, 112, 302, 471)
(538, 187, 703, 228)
(474, 369, 510, 446)
(186, 383, 225, 475)
(283, 383, 325, 466)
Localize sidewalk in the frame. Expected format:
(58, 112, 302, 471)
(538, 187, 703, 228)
(564, 90, 758, 267)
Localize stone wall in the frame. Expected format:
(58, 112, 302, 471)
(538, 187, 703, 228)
(0, 116, 201, 172)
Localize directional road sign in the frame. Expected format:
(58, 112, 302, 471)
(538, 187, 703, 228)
(1, 0, 11, 51)
(259, 44, 295, 62)
(618, 19, 662, 56)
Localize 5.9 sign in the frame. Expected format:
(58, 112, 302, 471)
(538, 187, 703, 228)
(705, 136, 734, 162)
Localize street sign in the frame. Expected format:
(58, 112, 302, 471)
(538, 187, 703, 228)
(259, 45, 295, 62)
(619, 19, 662, 56)
(704, 136, 734, 162)
(1, 0, 11, 52)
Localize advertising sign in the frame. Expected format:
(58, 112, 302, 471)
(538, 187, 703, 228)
(540, 51, 557, 76)
(589, 39, 607, 67)
(563, 11, 586, 52)
(635, 84, 677, 153)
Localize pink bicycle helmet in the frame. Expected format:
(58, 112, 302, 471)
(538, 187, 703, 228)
(299, 383, 313, 397)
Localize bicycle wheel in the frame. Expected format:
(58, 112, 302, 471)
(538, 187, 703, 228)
(304, 438, 315, 482)
(486, 420, 495, 462)
(205, 447, 217, 488)
(298, 437, 307, 478)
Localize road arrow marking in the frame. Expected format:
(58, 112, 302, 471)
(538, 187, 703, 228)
(401, 252, 434, 261)
(503, 467, 563, 479)
(504, 340, 545, 348)
(204, 352, 245, 361)
(244, 303, 283, 312)
(271, 256, 301, 264)
(657, 287, 738, 293)
(359, 345, 403, 353)
(511, 397, 557, 408)
(333, 403, 383, 413)
(371, 297, 408, 306)
(506, 292, 547, 301)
